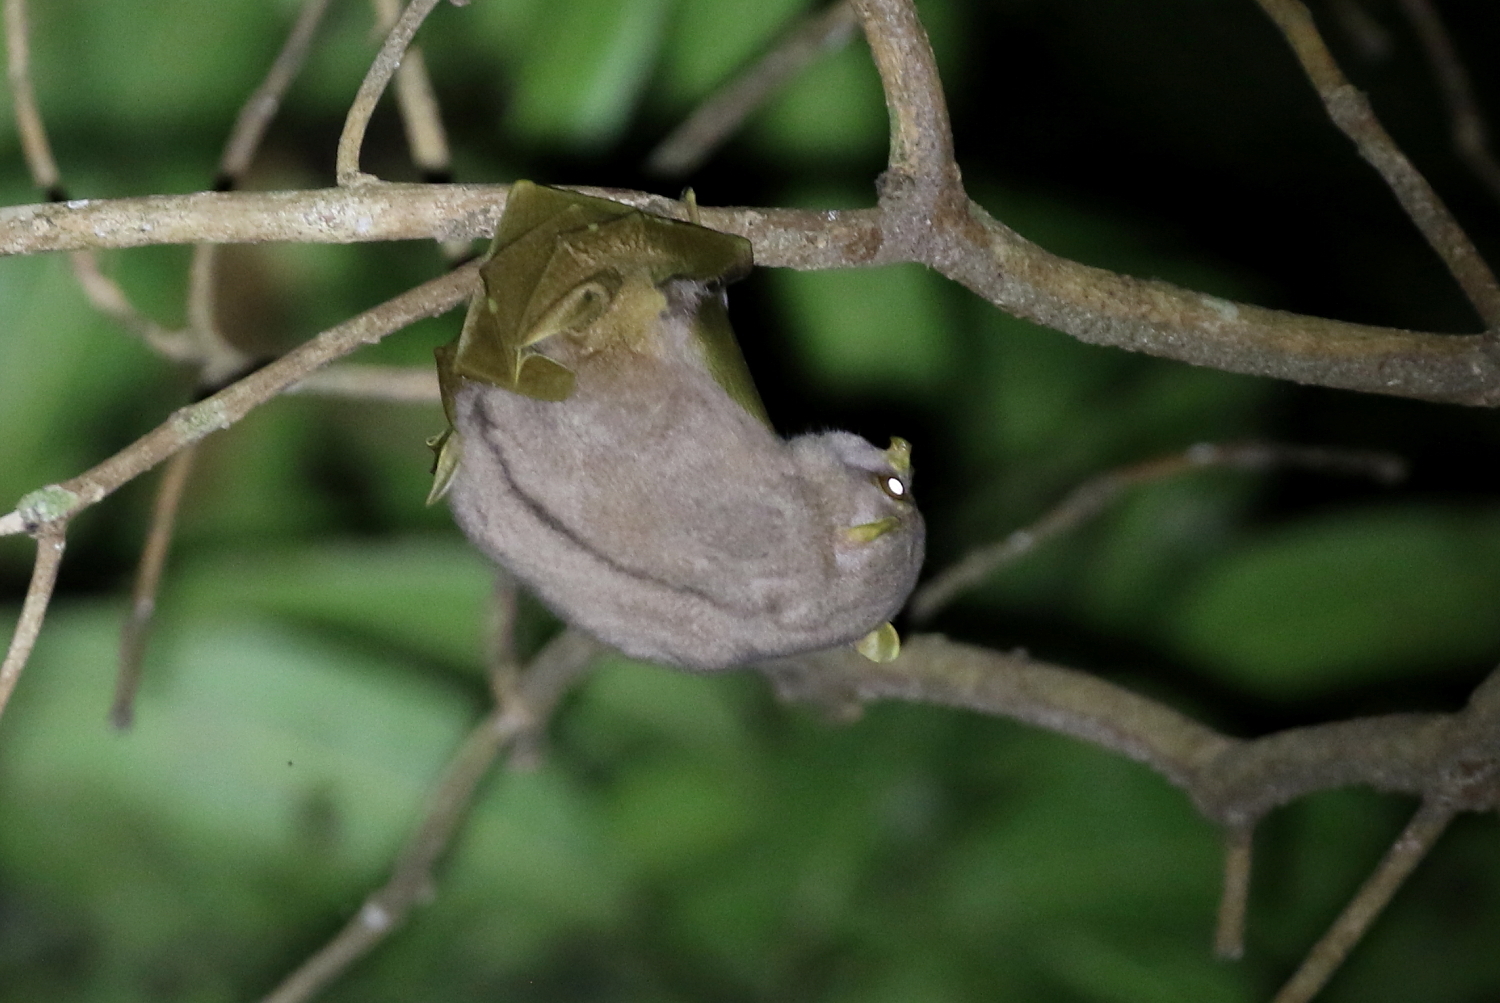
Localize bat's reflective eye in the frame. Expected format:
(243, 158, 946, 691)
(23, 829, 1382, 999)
(879, 475, 907, 500)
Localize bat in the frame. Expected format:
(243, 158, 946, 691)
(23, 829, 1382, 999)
(430, 180, 924, 670)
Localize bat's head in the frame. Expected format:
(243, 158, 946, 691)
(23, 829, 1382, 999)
(790, 431, 925, 614)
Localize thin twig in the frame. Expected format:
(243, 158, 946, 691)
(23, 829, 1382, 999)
(285, 363, 440, 401)
(1395, 0, 1500, 204)
(218, 0, 334, 189)
(188, 0, 335, 382)
(1271, 799, 1456, 1003)
(1252, 0, 1500, 328)
(6, 0, 194, 358)
(910, 442, 1405, 622)
(0, 262, 477, 540)
(259, 630, 602, 1003)
(110, 446, 197, 730)
(260, 707, 517, 1003)
(185, 244, 250, 386)
(337, 0, 446, 185)
(1215, 823, 1254, 960)
(370, 0, 452, 181)
(211, 0, 335, 228)
(646, 0, 859, 177)
(849, 0, 957, 188)
(0, 524, 66, 723)
(366, 0, 468, 259)
(3, 0, 60, 198)
(66, 252, 198, 360)
(108, 0, 336, 733)
(0, 268, 473, 722)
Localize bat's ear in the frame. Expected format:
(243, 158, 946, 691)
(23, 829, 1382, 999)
(855, 622, 901, 662)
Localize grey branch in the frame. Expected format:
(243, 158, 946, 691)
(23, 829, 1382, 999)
(6, 186, 1500, 406)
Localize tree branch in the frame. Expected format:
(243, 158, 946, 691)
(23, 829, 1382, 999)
(943, 203, 1500, 405)
(1253, 0, 1500, 328)
(1271, 799, 1457, 1003)
(0, 524, 65, 722)
(911, 441, 1405, 622)
(110, 446, 197, 730)
(1395, 0, 1500, 204)
(7, 186, 1500, 406)
(259, 630, 603, 1003)
(337, 0, 446, 185)
(765, 639, 1500, 823)
(1215, 823, 1255, 960)
(646, 0, 859, 177)
(765, 638, 1235, 791)
(0, 263, 475, 538)
(850, 0, 958, 189)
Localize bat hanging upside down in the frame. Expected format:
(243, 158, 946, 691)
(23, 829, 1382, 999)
(428, 181, 924, 670)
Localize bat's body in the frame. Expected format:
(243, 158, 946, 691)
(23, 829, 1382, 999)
(433, 182, 923, 669)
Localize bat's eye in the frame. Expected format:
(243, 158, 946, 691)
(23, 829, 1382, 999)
(877, 474, 908, 500)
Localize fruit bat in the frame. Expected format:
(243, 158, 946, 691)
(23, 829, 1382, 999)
(430, 181, 923, 670)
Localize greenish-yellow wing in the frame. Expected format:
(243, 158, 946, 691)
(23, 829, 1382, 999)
(433, 181, 769, 498)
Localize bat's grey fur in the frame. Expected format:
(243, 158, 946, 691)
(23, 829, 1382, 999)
(446, 276, 924, 669)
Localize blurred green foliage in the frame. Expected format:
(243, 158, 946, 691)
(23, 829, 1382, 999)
(4, 0, 1500, 1001)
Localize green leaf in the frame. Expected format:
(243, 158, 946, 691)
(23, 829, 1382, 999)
(507, 0, 674, 148)
(750, 33, 886, 160)
(657, 0, 810, 102)
(26, 0, 289, 135)
(0, 605, 628, 991)
(771, 264, 955, 396)
(607, 756, 762, 874)
(568, 657, 756, 761)
(0, 255, 168, 521)
(1170, 507, 1500, 695)
(0, 607, 473, 929)
(936, 734, 1215, 936)
(167, 537, 494, 670)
